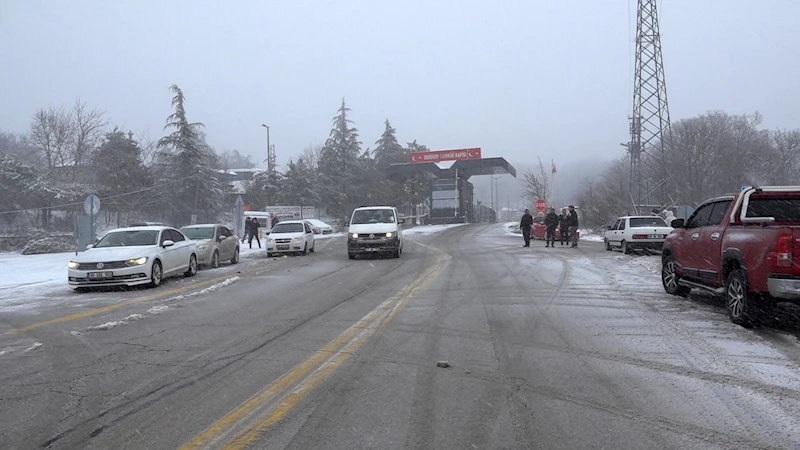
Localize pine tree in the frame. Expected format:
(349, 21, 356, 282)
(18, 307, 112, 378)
(318, 98, 362, 220)
(156, 85, 224, 225)
(280, 157, 319, 209)
(373, 119, 405, 170)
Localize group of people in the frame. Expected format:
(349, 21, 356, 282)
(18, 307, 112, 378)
(241, 215, 281, 249)
(520, 205, 580, 248)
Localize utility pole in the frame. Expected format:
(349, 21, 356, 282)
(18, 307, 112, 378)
(629, 0, 672, 207)
(261, 124, 270, 174)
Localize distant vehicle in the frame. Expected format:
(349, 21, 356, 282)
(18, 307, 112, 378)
(604, 215, 673, 254)
(305, 219, 333, 235)
(266, 220, 316, 257)
(663, 186, 800, 326)
(180, 224, 240, 268)
(68, 226, 197, 290)
(347, 206, 404, 259)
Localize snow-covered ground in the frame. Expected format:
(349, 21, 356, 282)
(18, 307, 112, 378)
(403, 224, 468, 235)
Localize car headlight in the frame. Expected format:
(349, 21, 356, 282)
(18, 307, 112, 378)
(351, 233, 359, 239)
(386, 232, 393, 238)
(68, 261, 79, 269)
(292, 237, 302, 242)
(268, 238, 275, 243)
(197, 245, 208, 251)
(124, 257, 148, 267)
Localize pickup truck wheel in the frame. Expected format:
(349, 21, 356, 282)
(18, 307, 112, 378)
(662, 255, 690, 297)
(604, 239, 611, 251)
(622, 240, 632, 254)
(726, 269, 753, 328)
(348, 252, 356, 260)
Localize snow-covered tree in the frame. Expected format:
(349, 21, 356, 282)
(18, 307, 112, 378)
(318, 98, 363, 220)
(280, 157, 319, 208)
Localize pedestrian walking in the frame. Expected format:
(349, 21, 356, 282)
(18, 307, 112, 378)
(544, 207, 559, 247)
(241, 217, 251, 243)
(567, 205, 579, 248)
(559, 210, 570, 246)
(520, 209, 533, 248)
(248, 217, 261, 249)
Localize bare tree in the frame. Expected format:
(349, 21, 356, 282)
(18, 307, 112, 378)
(29, 106, 74, 169)
(70, 99, 106, 170)
(521, 157, 550, 205)
(764, 129, 800, 185)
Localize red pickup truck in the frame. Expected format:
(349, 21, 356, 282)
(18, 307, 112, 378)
(662, 186, 800, 327)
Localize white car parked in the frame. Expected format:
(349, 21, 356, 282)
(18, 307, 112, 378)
(266, 220, 316, 256)
(604, 215, 673, 254)
(305, 219, 334, 235)
(68, 226, 198, 289)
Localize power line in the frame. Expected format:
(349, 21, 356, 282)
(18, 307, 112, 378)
(0, 172, 200, 216)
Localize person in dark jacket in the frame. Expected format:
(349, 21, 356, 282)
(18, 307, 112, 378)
(544, 207, 560, 248)
(241, 217, 251, 243)
(567, 205, 579, 248)
(248, 218, 261, 249)
(559, 210, 570, 246)
(520, 209, 533, 247)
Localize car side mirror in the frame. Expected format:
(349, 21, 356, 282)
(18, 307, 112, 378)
(606, 225, 612, 230)
(671, 219, 684, 228)
(398, 218, 406, 224)
(218, 235, 226, 241)
(162, 240, 175, 248)
(86, 244, 94, 249)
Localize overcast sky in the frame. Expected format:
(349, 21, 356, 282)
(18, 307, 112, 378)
(2, 0, 799, 179)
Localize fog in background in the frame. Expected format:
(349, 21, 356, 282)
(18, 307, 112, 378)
(1, 0, 798, 206)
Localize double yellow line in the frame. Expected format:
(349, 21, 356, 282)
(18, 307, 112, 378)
(181, 250, 447, 450)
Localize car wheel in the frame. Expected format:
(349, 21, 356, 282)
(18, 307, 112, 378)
(662, 254, 690, 297)
(301, 243, 307, 256)
(622, 240, 631, 254)
(184, 254, 198, 277)
(231, 247, 239, 264)
(393, 248, 401, 258)
(149, 260, 163, 288)
(726, 268, 753, 327)
(266, 252, 272, 258)
(211, 250, 220, 269)
(604, 239, 611, 251)
(348, 252, 356, 260)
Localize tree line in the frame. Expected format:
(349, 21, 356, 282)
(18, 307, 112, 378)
(575, 111, 800, 227)
(0, 88, 429, 232)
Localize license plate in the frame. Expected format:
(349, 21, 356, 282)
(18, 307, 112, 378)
(277, 245, 289, 250)
(89, 271, 113, 279)
(365, 248, 380, 252)
(648, 234, 663, 239)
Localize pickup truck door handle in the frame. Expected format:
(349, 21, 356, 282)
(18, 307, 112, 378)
(711, 232, 720, 240)
(691, 232, 700, 241)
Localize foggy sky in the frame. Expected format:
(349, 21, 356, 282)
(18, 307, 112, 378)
(1, 0, 799, 204)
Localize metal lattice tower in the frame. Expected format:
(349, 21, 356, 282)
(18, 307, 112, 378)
(628, 0, 672, 208)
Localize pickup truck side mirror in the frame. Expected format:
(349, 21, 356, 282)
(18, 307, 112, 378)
(670, 218, 685, 228)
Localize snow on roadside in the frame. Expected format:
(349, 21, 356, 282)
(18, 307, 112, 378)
(404, 223, 468, 235)
(580, 232, 605, 243)
(86, 313, 144, 331)
(147, 305, 169, 314)
(0, 251, 74, 304)
(168, 276, 240, 301)
(504, 222, 521, 235)
(23, 342, 43, 353)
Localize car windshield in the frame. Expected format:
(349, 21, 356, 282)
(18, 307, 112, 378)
(272, 223, 304, 233)
(351, 210, 395, 224)
(181, 227, 215, 240)
(629, 217, 668, 227)
(94, 230, 159, 247)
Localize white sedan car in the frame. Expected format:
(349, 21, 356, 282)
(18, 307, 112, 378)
(604, 215, 673, 254)
(68, 226, 198, 289)
(305, 219, 334, 235)
(266, 220, 316, 256)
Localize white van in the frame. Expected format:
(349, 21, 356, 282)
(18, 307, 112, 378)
(347, 206, 405, 259)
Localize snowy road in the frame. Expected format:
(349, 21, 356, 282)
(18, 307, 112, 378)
(2, 225, 800, 449)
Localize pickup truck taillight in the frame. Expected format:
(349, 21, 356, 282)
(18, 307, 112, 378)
(775, 235, 793, 268)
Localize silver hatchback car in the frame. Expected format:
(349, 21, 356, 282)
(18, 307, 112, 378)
(180, 224, 240, 268)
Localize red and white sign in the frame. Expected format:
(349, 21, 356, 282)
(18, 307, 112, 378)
(535, 199, 547, 212)
(410, 147, 482, 163)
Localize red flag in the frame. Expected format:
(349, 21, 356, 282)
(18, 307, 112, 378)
(552, 160, 557, 174)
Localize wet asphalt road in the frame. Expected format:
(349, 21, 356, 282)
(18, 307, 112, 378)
(2, 224, 800, 449)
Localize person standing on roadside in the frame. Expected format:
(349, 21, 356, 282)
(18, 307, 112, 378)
(559, 209, 570, 246)
(544, 207, 559, 248)
(241, 217, 251, 243)
(249, 217, 261, 249)
(520, 209, 533, 248)
(567, 205, 579, 248)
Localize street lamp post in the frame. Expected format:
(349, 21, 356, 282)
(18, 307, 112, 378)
(261, 124, 270, 174)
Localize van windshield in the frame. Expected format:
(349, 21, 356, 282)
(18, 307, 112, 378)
(351, 210, 395, 224)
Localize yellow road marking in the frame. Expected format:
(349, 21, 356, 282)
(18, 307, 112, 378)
(181, 251, 446, 450)
(3, 257, 286, 336)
